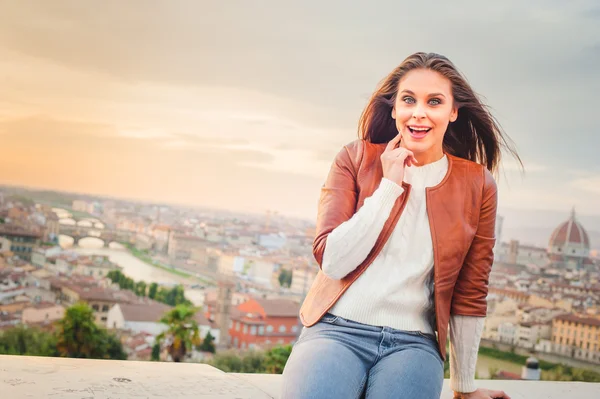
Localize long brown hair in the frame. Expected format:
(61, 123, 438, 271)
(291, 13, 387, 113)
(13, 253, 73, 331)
(358, 52, 521, 174)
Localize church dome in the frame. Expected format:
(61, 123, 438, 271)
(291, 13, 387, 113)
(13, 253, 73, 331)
(548, 208, 590, 258)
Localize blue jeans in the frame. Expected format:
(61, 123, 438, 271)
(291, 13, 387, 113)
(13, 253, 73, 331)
(281, 313, 444, 399)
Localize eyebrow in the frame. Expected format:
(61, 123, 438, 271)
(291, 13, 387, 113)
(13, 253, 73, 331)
(400, 89, 447, 98)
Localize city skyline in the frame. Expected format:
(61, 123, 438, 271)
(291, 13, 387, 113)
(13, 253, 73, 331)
(1, 1, 600, 221)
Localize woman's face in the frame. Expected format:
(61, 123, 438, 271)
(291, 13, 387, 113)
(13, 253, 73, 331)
(392, 68, 458, 163)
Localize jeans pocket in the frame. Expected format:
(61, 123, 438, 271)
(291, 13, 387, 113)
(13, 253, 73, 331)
(319, 313, 339, 325)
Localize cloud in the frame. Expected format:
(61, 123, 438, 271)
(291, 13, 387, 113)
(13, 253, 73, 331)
(570, 176, 600, 195)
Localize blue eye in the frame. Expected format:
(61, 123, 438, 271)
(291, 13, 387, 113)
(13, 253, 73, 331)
(402, 96, 415, 104)
(429, 98, 441, 105)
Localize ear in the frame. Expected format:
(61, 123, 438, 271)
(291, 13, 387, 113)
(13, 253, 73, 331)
(449, 105, 458, 122)
(391, 107, 396, 120)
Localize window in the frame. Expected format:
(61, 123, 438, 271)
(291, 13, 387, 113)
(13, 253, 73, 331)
(266, 325, 274, 333)
(102, 305, 109, 312)
(250, 326, 257, 335)
(279, 325, 286, 333)
(92, 304, 99, 311)
(235, 322, 240, 331)
(243, 325, 248, 334)
(258, 326, 264, 336)
(292, 325, 298, 333)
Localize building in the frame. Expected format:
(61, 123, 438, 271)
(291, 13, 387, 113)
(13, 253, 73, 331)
(58, 284, 140, 326)
(498, 322, 518, 344)
(515, 322, 551, 349)
(43, 212, 60, 243)
(31, 246, 62, 269)
(495, 240, 548, 268)
(0, 237, 10, 253)
(290, 264, 317, 295)
(21, 302, 65, 326)
(228, 297, 300, 350)
(0, 224, 42, 261)
(167, 232, 208, 261)
(135, 233, 154, 251)
(107, 302, 219, 342)
(72, 200, 89, 213)
(547, 209, 593, 270)
(552, 314, 600, 364)
(73, 255, 121, 279)
(149, 225, 171, 253)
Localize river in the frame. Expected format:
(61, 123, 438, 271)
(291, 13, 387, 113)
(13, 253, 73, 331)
(59, 235, 205, 306)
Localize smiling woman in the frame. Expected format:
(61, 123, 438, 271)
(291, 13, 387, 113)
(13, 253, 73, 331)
(280, 52, 523, 399)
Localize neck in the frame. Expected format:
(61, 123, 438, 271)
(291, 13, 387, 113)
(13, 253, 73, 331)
(414, 149, 445, 166)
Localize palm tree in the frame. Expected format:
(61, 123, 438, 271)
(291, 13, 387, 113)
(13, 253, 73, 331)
(155, 304, 201, 362)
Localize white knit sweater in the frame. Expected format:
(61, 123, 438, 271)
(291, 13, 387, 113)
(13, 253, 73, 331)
(322, 154, 484, 393)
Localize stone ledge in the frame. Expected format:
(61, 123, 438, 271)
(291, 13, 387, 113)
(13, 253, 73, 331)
(1, 355, 598, 398)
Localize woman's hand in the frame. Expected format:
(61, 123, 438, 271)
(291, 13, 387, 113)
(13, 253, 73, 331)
(380, 133, 418, 186)
(453, 388, 511, 399)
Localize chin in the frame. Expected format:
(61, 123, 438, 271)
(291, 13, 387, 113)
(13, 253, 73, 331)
(402, 139, 431, 154)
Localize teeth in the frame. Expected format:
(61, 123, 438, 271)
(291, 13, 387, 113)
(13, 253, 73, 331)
(409, 127, 430, 132)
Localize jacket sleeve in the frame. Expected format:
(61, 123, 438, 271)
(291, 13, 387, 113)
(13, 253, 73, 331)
(312, 145, 360, 267)
(450, 168, 498, 316)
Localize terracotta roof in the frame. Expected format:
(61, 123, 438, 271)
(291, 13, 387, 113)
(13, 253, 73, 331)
(119, 302, 172, 322)
(26, 302, 62, 310)
(254, 298, 300, 318)
(193, 311, 215, 327)
(71, 286, 139, 303)
(555, 314, 600, 327)
(549, 210, 590, 248)
(0, 224, 42, 238)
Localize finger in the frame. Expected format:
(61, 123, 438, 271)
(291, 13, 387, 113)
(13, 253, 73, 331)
(391, 148, 415, 163)
(385, 133, 402, 152)
(491, 390, 509, 399)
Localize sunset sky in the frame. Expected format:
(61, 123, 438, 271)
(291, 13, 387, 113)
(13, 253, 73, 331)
(1, 1, 599, 225)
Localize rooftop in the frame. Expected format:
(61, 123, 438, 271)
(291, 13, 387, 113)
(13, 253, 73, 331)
(1, 355, 598, 398)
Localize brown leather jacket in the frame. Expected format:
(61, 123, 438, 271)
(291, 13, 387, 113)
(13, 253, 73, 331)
(299, 139, 498, 361)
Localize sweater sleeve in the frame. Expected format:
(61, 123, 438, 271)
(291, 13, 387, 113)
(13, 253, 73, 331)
(321, 178, 404, 280)
(449, 315, 486, 393)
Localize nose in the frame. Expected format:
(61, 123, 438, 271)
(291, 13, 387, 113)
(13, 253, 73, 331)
(412, 104, 426, 119)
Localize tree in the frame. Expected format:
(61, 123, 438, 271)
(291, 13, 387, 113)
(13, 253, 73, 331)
(155, 304, 201, 362)
(210, 350, 246, 372)
(263, 345, 292, 374)
(134, 281, 147, 297)
(151, 343, 161, 361)
(148, 282, 159, 299)
(208, 346, 292, 374)
(278, 269, 292, 288)
(0, 325, 58, 357)
(198, 331, 216, 353)
(55, 302, 126, 360)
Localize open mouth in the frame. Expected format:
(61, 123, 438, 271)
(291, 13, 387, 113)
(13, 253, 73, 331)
(407, 126, 431, 138)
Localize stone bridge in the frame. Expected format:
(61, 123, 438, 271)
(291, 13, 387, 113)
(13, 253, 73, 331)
(58, 224, 135, 247)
